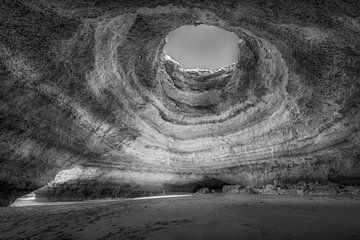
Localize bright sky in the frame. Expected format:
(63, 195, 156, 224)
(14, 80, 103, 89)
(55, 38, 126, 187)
(164, 24, 240, 70)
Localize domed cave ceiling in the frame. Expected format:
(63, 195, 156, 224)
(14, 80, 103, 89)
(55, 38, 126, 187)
(0, 0, 360, 206)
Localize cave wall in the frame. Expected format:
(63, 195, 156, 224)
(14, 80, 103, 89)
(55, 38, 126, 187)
(1, 0, 360, 205)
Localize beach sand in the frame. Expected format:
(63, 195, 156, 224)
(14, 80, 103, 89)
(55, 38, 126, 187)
(1, 194, 360, 240)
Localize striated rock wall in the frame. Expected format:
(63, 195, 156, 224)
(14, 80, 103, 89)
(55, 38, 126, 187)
(1, 0, 360, 205)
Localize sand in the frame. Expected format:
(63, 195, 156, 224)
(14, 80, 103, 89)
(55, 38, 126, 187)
(1, 194, 360, 240)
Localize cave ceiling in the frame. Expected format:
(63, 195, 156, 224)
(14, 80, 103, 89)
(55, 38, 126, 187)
(0, 0, 360, 205)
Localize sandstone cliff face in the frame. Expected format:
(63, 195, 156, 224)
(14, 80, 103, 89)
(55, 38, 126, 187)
(1, 0, 360, 205)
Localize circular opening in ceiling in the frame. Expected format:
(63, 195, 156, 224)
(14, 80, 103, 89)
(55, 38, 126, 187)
(164, 24, 241, 71)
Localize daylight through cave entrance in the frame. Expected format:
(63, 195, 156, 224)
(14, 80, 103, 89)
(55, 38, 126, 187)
(164, 24, 241, 70)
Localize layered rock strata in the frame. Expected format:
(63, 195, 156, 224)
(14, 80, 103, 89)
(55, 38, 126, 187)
(1, 0, 360, 205)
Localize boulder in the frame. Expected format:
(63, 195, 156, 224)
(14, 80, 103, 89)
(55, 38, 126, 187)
(277, 189, 298, 195)
(307, 182, 315, 191)
(296, 181, 308, 190)
(284, 184, 296, 189)
(273, 179, 285, 188)
(296, 189, 305, 196)
(265, 184, 277, 191)
(308, 185, 338, 195)
(222, 185, 244, 193)
(197, 187, 211, 194)
(343, 186, 360, 194)
(239, 187, 258, 195)
(259, 185, 279, 195)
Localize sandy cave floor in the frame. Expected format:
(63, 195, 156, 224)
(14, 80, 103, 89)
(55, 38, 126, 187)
(1, 194, 360, 240)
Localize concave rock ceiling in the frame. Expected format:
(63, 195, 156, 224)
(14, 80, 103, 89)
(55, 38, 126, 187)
(1, 0, 360, 205)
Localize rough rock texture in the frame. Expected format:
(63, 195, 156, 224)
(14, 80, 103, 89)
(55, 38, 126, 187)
(222, 185, 244, 194)
(1, 0, 360, 206)
(196, 187, 211, 194)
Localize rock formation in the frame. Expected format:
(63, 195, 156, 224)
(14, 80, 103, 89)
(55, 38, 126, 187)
(1, 0, 360, 206)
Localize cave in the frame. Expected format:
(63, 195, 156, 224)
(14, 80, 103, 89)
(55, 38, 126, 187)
(1, 0, 360, 239)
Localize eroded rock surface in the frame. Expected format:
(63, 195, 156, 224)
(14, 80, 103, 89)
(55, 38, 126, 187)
(1, 0, 360, 206)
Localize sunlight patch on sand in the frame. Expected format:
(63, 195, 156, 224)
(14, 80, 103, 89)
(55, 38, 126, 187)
(11, 194, 192, 207)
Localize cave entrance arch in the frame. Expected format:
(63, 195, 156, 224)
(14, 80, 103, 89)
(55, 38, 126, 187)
(164, 24, 240, 70)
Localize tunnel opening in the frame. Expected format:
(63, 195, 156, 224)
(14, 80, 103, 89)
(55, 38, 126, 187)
(164, 24, 240, 71)
(163, 177, 230, 193)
